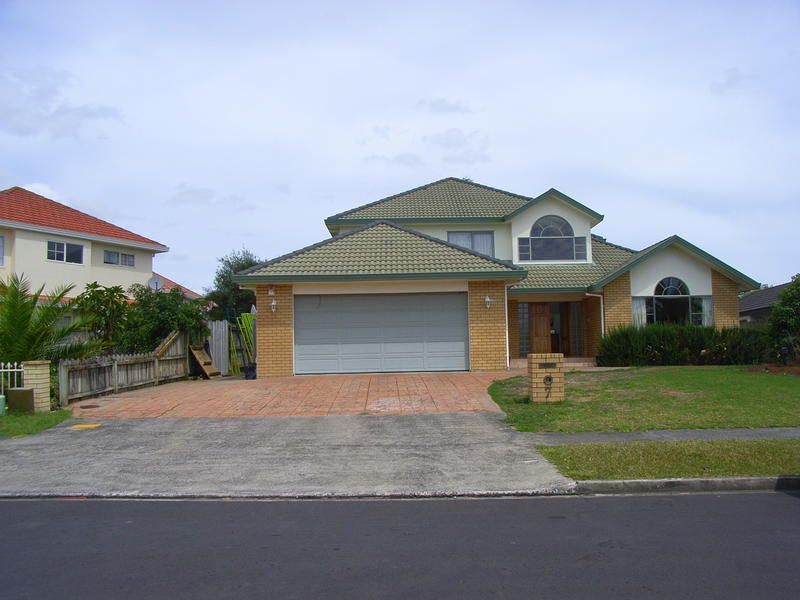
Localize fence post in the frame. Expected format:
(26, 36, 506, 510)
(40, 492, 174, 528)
(112, 358, 119, 394)
(58, 361, 69, 408)
(154, 357, 160, 386)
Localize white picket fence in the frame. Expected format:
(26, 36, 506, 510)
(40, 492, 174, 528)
(57, 330, 189, 406)
(0, 362, 24, 395)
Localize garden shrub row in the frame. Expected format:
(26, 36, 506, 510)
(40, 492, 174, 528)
(596, 324, 771, 366)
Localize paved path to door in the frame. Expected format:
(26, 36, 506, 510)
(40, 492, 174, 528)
(530, 426, 800, 445)
(70, 371, 522, 419)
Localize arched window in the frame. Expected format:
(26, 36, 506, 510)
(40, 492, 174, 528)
(632, 275, 712, 326)
(531, 215, 574, 237)
(654, 277, 689, 296)
(518, 215, 586, 261)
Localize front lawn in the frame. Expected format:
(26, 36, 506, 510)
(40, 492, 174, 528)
(489, 366, 800, 432)
(0, 409, 71, 438)
(539, 439, 800, 480)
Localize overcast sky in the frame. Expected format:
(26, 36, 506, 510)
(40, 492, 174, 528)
(1, 0, 798, 292)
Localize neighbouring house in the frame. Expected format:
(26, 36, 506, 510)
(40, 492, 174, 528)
(151, 271, 203, 300)
(0, 186, 169, 295)
(234, 178, 759, 377)
(739, 282, 791, 325)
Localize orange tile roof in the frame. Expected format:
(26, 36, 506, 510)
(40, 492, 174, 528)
(0, 186, 167, 249)
(152, 272, 203, 299)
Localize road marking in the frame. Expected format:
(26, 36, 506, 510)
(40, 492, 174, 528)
(70, 423, 101, 430)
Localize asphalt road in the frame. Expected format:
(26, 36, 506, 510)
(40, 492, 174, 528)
(1, 493, 798, 599)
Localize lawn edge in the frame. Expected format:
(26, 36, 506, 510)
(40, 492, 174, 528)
(576, 476, 800, 495)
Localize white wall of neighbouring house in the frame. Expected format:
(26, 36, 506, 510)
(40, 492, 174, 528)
(509, 196, 595, 264)
(9, 228, 154, 296)
(629, 246, 713, 297)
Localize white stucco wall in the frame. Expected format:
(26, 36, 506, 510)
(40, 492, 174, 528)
(10, 228, 154, 295)
(293, 280, 469, 295)
(629, 246, 712, 296)
(509, 196, 594, 264)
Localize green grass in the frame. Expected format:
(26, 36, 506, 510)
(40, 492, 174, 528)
(0, 409, 70, 437)
(489, 366, 800, 432)
(538, 439, 800, 480)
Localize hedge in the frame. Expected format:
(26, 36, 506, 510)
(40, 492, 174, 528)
(596, 325, 771, 367)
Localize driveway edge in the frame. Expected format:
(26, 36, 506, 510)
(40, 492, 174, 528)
(576, 476, 800, 495)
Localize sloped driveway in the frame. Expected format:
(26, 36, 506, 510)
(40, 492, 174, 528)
(70, 372, 517, 418)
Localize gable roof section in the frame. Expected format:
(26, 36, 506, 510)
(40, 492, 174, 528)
(510, 236, 636, 292)
(234, 221, 526, 283)
(739, 282, 791, 313)
(0, 186, 168, 251)
(324, 178, 602, 232)
(590, 235, 759, 292)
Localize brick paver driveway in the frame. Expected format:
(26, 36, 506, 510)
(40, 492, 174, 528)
(70, 371, 521, 418)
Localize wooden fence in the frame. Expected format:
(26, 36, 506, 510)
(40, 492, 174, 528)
(57, 330, 189, 406)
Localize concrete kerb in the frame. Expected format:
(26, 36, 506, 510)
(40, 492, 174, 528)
(576, 476, 800, 495)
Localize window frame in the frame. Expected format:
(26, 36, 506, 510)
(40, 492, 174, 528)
(47, 240, 84, 264)
(446, 230, 495, 257)
(517, 214, 587, 262)
(104, 250, 120, 265)
(121, 252, 136, 267)
(633, 276, 713, 326)
(0, 234, 4, 266)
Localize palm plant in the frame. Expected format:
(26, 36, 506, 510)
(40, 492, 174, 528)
(0, 274, 104, 363)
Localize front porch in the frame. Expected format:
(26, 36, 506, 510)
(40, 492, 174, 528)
(508, 293, 602, 360)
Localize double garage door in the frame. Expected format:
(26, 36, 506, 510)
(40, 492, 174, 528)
(294, 293, 469, 374)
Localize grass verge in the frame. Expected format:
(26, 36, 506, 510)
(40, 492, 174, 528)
(489, 366, 800, 432)
(538, 439, 800, 480)
(0, 409, 71, 438)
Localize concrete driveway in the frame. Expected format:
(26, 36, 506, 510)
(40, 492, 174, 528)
(70, 371, 519, 418)
(0, 413, 573, 497)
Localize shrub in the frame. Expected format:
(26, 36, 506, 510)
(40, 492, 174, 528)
(597, 324, 770, 367)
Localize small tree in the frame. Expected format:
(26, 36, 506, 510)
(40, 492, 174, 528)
(769, 274, 800, 361)
(74, 282, 129, 347)
(118, 284, 209, 353)
(0, 274, 103, 363)
(205, 248, 262, 321)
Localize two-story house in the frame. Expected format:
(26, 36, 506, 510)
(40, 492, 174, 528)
(0, 186, 169, 296)
(235, 178, 759, 377)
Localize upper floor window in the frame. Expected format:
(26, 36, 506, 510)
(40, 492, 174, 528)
(447, 231, 495, 257)
(518, 215, 587, 261)
(47, 240, 83, 264)
(104, 250, 136, 267)
(0, 234, 4, 266)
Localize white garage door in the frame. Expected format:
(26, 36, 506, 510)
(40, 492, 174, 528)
(294, 293, 469, 374)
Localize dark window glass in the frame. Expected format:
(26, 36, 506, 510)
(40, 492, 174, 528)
(448, 231, 495, 257)
(47, 241, 65, 261)
(121, 253, 135, 267)
(531, 237, 574, 260)
(65, 243, 83, 264)
(655, 277, 689, 296)
(531, 215, 573, 237)
(574, 237, 587, 260)
(654, 297, 691, 324)
(104, 251, 120, 264)
(518, 237, 531, 261)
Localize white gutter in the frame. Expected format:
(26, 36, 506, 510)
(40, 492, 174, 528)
(585, 292, 605, 336)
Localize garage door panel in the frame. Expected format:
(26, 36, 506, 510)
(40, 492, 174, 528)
(294, 293, 470, 374)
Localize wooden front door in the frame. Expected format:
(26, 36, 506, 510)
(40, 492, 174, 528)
(529, 303, 551, 354)
(560, 303, 571, 356)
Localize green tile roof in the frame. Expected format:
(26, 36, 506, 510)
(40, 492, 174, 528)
(326, 178, 531, 225)
(235, 221, 526, 283)
(511, 236, 636, 292)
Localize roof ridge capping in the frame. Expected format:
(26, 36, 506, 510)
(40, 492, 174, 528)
(234, 219, 525, 282)
(590, 234, 759, 291)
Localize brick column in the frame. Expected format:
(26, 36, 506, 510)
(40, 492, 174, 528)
(507, 299, 520, 359)
(712, 270, 740, 329)
(528, 353, 564, 403)
(603, 272, 632, 331)
(468, 281, 508, 370)
(255, 284, 294, 377)
(22, 360, 51, 413)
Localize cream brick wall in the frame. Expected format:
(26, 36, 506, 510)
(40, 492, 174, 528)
(712, 270, 740, 329)
(528, 353, 564, 403)
(507, 299, 520, 359)
(22, 360, 51, 413)
(255, 284, 294, 377)
(604, 272, 632, 331)
(468, 281, 508, 370)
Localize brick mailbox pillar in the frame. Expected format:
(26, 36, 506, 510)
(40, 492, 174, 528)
(528, 353, 564, 403)
(22, 360, 51, 413)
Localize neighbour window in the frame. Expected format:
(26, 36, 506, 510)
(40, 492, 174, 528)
(121, 253, 135, 267)
(447, 231, 495, 257)
(104, 250, 135, 266)
(0, 234, 4, 266)
(632, 277, 713, 326)
(47, 240, 83, 264)
(104, 250, 120, 264)
(518, 215, 587, 261)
